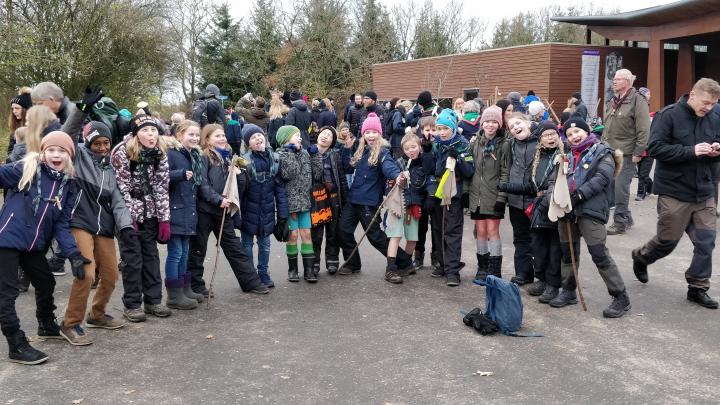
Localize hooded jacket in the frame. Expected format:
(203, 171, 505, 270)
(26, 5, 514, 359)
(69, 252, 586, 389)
(286, 100, 312, 147)
(241, 107, 270, 132)
(468, 130, 511, 215)
(567, 141, 617, 223)
(504, 133, 538, 210)
(167, 145, 200, 235)
(342, 140, 401, 207)
(277, 145, 313, 213)
(241, 148, 289, 237)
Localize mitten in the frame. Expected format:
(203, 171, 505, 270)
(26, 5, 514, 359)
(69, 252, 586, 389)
(157, 221, 171, 243)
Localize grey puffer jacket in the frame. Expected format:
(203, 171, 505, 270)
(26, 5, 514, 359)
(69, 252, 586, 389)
(278, 146, 312, 213)
(506, 134, 538, 210)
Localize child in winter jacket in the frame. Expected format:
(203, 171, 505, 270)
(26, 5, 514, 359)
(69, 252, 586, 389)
(309, 126, 348, 275)
(553, 117, 631, 318)
(413, 115, 439, 272)
(240, 124, 288, 288)
(498, 113, 538, 285)
(427, 109, 474, 286)
(338, 112, 411, 283)
(276, 125, 315, 282)
(458, 100, 483, 142)
(165, 120, 206, 310)
(0, 131, 90, 365)
(188, 124, 269, 296)
(111, 115, 172, 321)
(468, 106, 511, 281)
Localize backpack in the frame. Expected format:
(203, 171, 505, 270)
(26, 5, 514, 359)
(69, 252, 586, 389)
(90, 97, 126, 145)
(472, 276, 542, 337)
(191, 98, 208, 127)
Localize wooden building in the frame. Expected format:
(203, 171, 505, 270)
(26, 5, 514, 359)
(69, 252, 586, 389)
(372, 0, 720, 116)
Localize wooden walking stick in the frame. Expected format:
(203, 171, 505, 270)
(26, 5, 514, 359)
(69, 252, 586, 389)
(542, 98, 561, 124)
(206, 207, 227, 309)
(565, 221, 588, 311)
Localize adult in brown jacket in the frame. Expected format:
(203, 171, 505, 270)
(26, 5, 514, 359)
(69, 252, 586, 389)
(602, 68, 650, 235)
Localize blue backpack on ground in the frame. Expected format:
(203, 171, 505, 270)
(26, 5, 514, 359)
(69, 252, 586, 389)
(472, 275, 542, 337)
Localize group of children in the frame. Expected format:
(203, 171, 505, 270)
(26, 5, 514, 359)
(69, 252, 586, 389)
(2, 84, 633, 367)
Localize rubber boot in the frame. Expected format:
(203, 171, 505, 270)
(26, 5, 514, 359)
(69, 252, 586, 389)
(326, 259, 339, 275)
(288, 255, 300, 282)
(7, 331, 48, 365)
(183, 273, 205, 303)
(488, 255, 502, 279)
(474, 253, 489, 280)
(303, 253, 317, 283)
(165, 279, 198, 310)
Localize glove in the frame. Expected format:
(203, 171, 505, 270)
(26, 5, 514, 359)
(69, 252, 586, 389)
(284, 144, 298, 152)
(273, 217, 289, 242)
(422, 141, 433, 153)
(307, 145, 319, 155)
(77, 85, 104, 114)
(462, 308, 499, 336)
(68, 252, 91, 281)
(498, 182, 509, 192)
(157, 221, 171, 243)
(493, 201, 506, 214)
(570, 190, 583, 207)
(447, 148, 459, 159)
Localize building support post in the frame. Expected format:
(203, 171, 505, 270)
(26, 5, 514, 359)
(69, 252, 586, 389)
(647, 39, 665, 112)
(676, 42, 695, 100)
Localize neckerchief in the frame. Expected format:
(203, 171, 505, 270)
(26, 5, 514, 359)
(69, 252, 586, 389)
(189, 148, 204, 187)
(610, 88, 632, 112)
(136, 148, 161, 194)
(570, 133, 597, 154)
(32, 163, 69, 214)
(533, 148, 560, 190)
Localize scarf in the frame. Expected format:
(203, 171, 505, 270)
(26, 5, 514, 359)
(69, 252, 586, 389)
(569, 133, 597, 154)
(33, 163, 69, 214)
(610, 88, 632, 112)
(462, 112, 479, 122)
(189, 148, 204, 187)
(215, 147, 232, 163)
(136, 148, 161, 195)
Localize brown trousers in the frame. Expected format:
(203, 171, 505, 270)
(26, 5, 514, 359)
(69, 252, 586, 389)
(63, 229, 118, 327)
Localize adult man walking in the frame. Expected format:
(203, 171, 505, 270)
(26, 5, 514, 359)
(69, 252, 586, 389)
(631, 78, 720, 309)
(602, 69, 650, 234)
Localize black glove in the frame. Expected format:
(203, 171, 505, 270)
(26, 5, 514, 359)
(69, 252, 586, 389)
(68, 252, 91, 280)
(422, 139, 433, 153)
(570, 190, 583, 207)
(498, 182, 509, 192)
(77, 85, 104, 114)
(493, 201, 506, 214)
(447, 148, 459, 159)
(273, 217, 289, 242)
(463, 308, 499, 336)
(307, 145, 319, 155)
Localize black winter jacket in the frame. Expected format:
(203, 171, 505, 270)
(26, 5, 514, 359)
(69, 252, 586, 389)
(241, 149, 289, 237)
(397, 155, 431, 207)
(197, 151, 247, 217)
(311, 148, 348, 210)
(286, 101, 312, 147)
(504, 134, 538, 210)
(530, 147, 561, 230)
(567, 142, 616, 224)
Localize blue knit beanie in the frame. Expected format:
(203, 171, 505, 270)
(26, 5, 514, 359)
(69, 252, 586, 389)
(435, 109, 458, 135)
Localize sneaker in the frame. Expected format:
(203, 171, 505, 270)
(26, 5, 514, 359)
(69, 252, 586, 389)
(384, 271, 403, 284)
(549, 289, 578, 308)
(143, 303, 172, 317)
(631, 248, 648, 283)
(606, 223, 626, 235)
(248, 285, 270, 294)
(526, 280, 546, 296)
(258, 272, 275, 288)
(86, 314, 126, 329)
(48, 256, 67, 276)
(446, 274, 460, 287)
(60, 324, 94, 346)
(538, 285, 559, 304)
(510, 276, 533, 286)
(431, 265, 444, 278)
(603, 291, 632, 318)
(37, 318, 63, 340)
(687, 288, 719, 309)
(8, 331, 48, 365)
(123, 307, 147, 323)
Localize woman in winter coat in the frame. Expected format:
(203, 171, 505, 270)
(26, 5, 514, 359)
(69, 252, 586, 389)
(267, 90, 289, 149)
(111, 115, 172, 321)
(240, 124, 288, 288)
(276, 125, 315, 282)
(165, 120, 207, 310)
(309, 126, 348, 276)
(468, 106, 511, 281)
(188, 124, 269, 296)
(6, 90, 32, 155)
(0, 131, 90, 365)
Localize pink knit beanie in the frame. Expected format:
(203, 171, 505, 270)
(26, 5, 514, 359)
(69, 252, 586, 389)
(361, 112, 383, 135)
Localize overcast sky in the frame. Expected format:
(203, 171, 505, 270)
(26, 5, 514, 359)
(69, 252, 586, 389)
(229, 0, 678, 41)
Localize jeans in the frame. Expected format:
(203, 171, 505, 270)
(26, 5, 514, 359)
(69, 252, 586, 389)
(241, 232, 271, 274)
(165, 235, 190, 281)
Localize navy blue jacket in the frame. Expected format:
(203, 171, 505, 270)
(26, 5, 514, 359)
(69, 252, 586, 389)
(397, 155, 431, 207)
(386, 108, 406, 149)
(568, 142, 616, 224)
(241, 149, 289, 238)
(225, 121, 244, 156)
(317, 109, 337, 129)
(342, 143, 401, 207)
(0, 162, 78, 255)
(167, 147, 199, 236)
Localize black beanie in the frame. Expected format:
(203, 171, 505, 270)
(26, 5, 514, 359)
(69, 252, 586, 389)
(290, 90, 302, 102)
(535, 120, 558, 136)
(572, 91, 582, 100)
(318, 126, 337, 148)
(242, 124, 265, 147)
(10, 93, 32, 110)
(563, 116, 590, 134)
(417, 91, 433, 108)
(363, 90, 377, 102)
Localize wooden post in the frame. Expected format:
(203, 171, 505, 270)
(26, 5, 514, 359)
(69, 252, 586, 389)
(676, 43, 695, 101)
(648, 39, 665, 112)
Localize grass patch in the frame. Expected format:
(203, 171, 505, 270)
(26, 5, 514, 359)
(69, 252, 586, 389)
(0, 128, 9, 163)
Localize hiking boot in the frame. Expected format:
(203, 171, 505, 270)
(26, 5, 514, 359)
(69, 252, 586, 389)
(288, 255, 300, 282)
(37, 317, 62, 340)
(86, 314, 126, 329)
(258, 271, 275, 288)
(166, 285, 198, 310)
(474, 253, 489, 281)
(631, 248, 648, 283)
(48, 255, 67, 276)
(183, 275, 206, 302)
(549, 289, 578, 308)
(7, 331, 48, 365)
(326, 261, 339, 275)
(603, 290, 631, 318)
(527, 280, 546, 296)
(18, 268, 30, 293)
(143, 303, 172, 318)
(446, 273, 460, 287)
(488, 256, 503, 278)
(687, 287, 719, 309)
(302, 254, 317, 283)
(400, 264, 416, 276)
(384, 271, 403, 284)
(248, 284, 270, 294)
(538, 285, 559, 304)
(606, 223, 626, 235)
(412, 251, 424, 271)
(123, 307, 147, 323)
(337, 264, 359, 275)
(59, 323, 94, 346)
(510, 275, 533, 285)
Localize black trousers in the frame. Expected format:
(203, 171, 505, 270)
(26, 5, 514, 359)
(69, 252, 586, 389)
(339, 202, 412, 270)
(530, 228, 561, 288)
(0, 248, 56, 337)
(188, 211, 262, 293)
(311, 207, 342, 267)
(509, 206, 534, 280)
(120, 218, 163, 308)
(429, 197, 464, 276)
(416, 203, 439, 263)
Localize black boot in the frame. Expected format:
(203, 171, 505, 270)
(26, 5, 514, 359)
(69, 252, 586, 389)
(631, 248, 649, 283)
(303, 253, 317, 283)
(326, 259, 339, 275)
(287, 255, 300, 282)
(474, 253, 489, 280)
(635, 180, 646, 201)
(549, 289, 578, 308)
(488, 255, 503, 279)
(7, 331, 48, 365)
(603, 290, 631, 318)
(37, 317, 62, 340)
(687, 287, 719, 309)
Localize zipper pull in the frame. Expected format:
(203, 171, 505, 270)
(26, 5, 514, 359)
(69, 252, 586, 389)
(54, 196, 62, 210)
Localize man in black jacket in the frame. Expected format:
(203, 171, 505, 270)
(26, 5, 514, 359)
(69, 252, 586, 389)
(632, 78, 720, 309)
